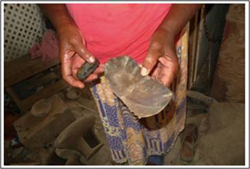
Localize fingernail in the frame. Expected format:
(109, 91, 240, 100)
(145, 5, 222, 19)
(141, 67, 149, 76)
(89, 56, 95, 63)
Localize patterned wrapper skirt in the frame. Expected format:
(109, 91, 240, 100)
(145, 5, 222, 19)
(90, 26, 189, 165)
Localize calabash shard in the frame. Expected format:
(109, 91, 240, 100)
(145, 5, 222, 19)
(105, 56, 173, 119)
(77, 60, 100, 81)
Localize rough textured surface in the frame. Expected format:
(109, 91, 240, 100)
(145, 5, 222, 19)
(55, 115, 112, 165)
(14, 94, 76, 149)
(7, 87, 111, 165)
(211, 4, 245, 103)
(164, 102, 245, 165)
(77, 60, 99, 81)
(105, 56, 173, 118)
(198, 102, 245, 165)
(65, 87, 81, 100)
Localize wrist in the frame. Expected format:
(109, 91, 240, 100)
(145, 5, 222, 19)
(55, 16, 76, 32)
(156, 4, 201, 39)
(155, 27, 176, 39)
(40, 4, 76, 33)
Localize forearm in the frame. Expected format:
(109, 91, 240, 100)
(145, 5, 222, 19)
(158, 4, 202, 36)
(39, 4, 75, 31)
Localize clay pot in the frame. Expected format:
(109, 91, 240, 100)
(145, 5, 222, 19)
(54, 115, 111, 165)
(30, 99, 52, 117)
(66, 88, 81, 100)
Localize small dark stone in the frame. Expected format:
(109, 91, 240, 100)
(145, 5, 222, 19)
(77, 60, 100, 81)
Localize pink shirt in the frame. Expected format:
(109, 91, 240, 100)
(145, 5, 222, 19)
(66, 4, 172, 63)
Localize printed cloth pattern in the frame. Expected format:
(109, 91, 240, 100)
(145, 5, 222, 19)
(90, 26, 189, 165)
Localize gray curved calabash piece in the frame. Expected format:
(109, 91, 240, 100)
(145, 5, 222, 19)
(104, 56, 173, 119)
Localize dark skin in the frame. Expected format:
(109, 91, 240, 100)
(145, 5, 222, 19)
(40, 4, 202, 88)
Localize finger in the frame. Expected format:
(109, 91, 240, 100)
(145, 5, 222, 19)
(62, 64, 85, 89)
(84, 64, 105, 82)
(92, 65, 105, 74)
(157, 57, 178, 87)
(141, 44, 164, 76)
(159, 56, 179, 75)
(64, 75, 85, 89)
(72, 55, 86, 79)
(158, 72, 176, 87)
(157, 70, 175, 87)
(60, 52, 79, 86)
(60, 50, 85, 88)
(84, 74, 98, 82)
(151, 64, 160, 80)
(71, 40, 95, 63)
(72, 54, 86, 68)
(98, 63, 105, 69)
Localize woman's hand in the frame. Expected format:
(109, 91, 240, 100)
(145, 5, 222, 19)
(140, 4, 202, 87)
(58, 23, 104, 89)
(141, 28, 178, 87)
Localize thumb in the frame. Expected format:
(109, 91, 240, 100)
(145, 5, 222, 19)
(73, 41, 95, 63)
(141, 47, 163, 76)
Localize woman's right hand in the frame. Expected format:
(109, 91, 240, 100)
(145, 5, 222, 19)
(58, 23, 104, 88)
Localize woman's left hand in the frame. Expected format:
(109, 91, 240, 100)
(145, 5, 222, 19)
(141, 28, 179, 87)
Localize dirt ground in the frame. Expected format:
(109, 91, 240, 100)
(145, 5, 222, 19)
(164, 101, 245, 165)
